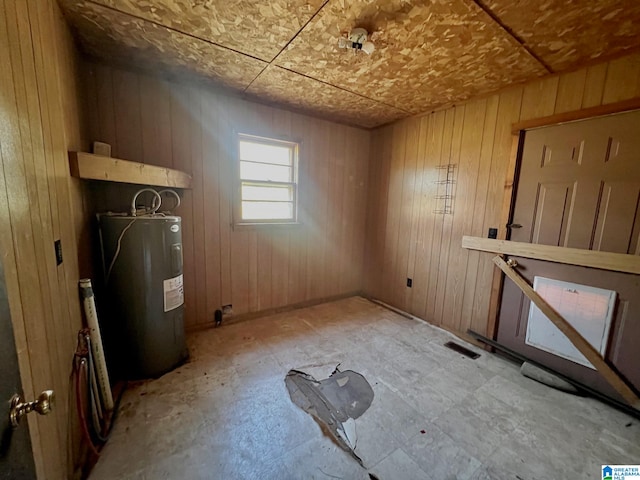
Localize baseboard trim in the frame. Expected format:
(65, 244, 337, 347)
(186, 291, 364, 332)
(361, 295, 485, 349)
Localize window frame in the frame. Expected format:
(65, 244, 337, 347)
(234, 132, 300, 227)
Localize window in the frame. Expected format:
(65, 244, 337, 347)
(236, 133, 298, 224)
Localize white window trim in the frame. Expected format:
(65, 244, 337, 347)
(234, 132, 300, 227)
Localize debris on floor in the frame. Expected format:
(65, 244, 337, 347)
(520, 361, 579, 394)
(285, 365, 374, 465)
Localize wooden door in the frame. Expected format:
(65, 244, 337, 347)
(497, 110, 640, 401)
(0, 258, 36, 479)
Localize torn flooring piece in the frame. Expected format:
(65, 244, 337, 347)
(285, 366, 374, 464)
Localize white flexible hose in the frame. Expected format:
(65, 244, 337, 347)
(131, 188, 162, 216)
(105, 219, 137, 283)
(158, 189, 181, 213)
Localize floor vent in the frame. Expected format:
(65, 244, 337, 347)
(444, 341, 480, 359)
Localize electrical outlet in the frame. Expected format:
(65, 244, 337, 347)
(406, 278, 412, 288)
(222, 304, 233, 315)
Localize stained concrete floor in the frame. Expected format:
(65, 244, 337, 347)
(90, 296, 640, 479)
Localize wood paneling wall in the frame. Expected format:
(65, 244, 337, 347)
(364, 52, 640, 339)
(0, 0, 88, 478)
(81, 64, 371, 329)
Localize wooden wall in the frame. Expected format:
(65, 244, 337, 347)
(81, 64, 371, 329)
(364, 52, 640, 339)
(0, 0, 88, 478)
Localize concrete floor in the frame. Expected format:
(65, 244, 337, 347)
(90, 296, 640, 479)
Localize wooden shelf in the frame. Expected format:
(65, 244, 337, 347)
(68, 152, 192, 189)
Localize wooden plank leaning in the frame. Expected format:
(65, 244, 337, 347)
(493, 255, 640, 409)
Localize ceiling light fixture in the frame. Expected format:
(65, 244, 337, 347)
(338, 27, 375, 55)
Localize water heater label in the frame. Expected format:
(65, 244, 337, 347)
(163, 274, 184, 312)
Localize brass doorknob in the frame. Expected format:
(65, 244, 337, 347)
(9, 390, 54, 428)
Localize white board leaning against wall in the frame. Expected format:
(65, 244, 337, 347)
(525, 277, 617, 369)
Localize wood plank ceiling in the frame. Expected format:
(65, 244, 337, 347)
(59, 0, 640, 128)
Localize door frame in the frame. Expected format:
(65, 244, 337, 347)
(485, 96, 640, 342)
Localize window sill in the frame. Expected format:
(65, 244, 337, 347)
(232, 221, 303, 231)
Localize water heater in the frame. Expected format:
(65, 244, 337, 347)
(98, 213, 187, 379)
